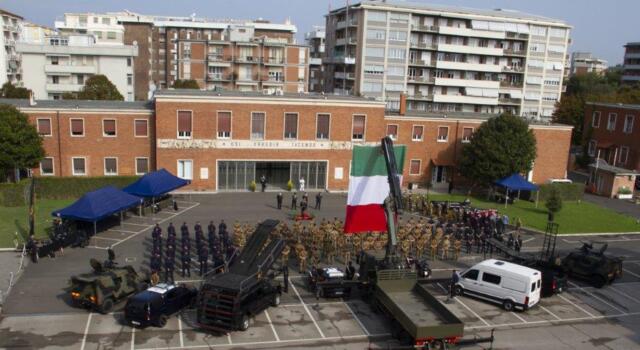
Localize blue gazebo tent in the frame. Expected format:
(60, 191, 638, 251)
(123, 168, 189, 199)
(493, 173, 539, 207)
(52, 186, 142, 234)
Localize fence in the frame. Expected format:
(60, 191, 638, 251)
(0, 244, 26, 310)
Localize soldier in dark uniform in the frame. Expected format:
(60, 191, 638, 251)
(291, 192, 298, 210)
(194, 221, 203, 236)
(276, 193, 283, 209)
(150, 252, 162, 273)
(315, 192, 322, 210)
(181, 245, 191, 277)
(180, 222, 189, 239)
(165, 256, 175, 283)
(167, 232, 176, 251)
(167, 222, 176, 238)
(199, 246, 209, 276)
(218, 220, 227, 237)
(152, 224, 161, 240)
(195, 227, 204, 250)
(207, 221, 216, 237)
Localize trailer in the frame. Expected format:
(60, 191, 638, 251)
(373, 269, 464, 348)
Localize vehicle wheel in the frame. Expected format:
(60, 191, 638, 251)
(100, 298, 114, 314)
(503, 299, 515, 312)
(156, 315, 168, 328)
(591, 275, 606, 288)
(240, 314, 250, 331)
(453, 285, 463, 296)
(272, 293, 281, 307)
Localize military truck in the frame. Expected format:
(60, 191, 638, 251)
(197, 220, 286, 332)
(562, 242, 623, 288)
(69, 259, 147, 313)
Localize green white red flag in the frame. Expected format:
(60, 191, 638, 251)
(344, 144, 405, 233)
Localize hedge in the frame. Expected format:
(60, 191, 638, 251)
(0, 176, 140, 207)
(538, 183, 585, 202)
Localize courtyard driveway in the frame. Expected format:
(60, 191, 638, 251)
(583, 193, 640, 220)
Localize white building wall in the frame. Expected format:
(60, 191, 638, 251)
(19, 54, 47, 98)
(97, 56, 134, 100)
(0, 34, 7, 86)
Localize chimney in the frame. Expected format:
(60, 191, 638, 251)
(29, 90, 36, 106)
(399, 92, 407, 116)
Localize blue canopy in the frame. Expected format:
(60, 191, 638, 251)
(494, 173, 539, 191)
(122, 168, 189, 198)
(52, 186, 142, 222)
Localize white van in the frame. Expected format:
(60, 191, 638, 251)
(454, 259, 541, 311)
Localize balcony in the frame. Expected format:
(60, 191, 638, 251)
(407, 94, 434, 101)
(623, 64, 640, 70)
(435, 60, 502, 73)
(503, 48, 527, 56)
(336, 37, 358, 46)
(438, 26, 506, 39)
(235, 56, 261, 64)
(500, 81, 524, 88)
(4, 38, 16, 46)
(336, 19, 358, 30)
(236, 75, 259, 84)
(331, 56, 356, 64)
(410, 24, 438, 33)
(433, 94, 498, 105)
(407, 76, 435, 84)
(409, 59, 435, 67)
(207, 73, 231, 81)
(44, 64, 97, 74)
(498, 98, 521, 105)
(309, 58, 322, 65)
(262, 76, 284, 85)
(438, 43, 503, 56)
(45, 83, 84, 92)
(409, 42, 437, 50)
(264, 57, 285, 65)
(502, 66, 525, 73)
(624, 53, 640, 59)
(435, 77, 500, 89)
(335, 71, 355, 80)
(506, 32, 529, 40)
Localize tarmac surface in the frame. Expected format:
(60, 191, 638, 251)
(2, 192, 640, 350)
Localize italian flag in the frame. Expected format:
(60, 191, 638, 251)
(344, 144, 406, 233)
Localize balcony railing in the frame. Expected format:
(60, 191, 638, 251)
(506, 32, 529, 40)
(207, 54, 230, 62)
(500, 81, 524, 88)
(410, 42, 437, 50)
(410, 24, 439, 32)
(407, 76, 435, 84)
(408, 59, 435, 67)
(207, 73, 230, 81)
(498, 98, 521, 104)
(234, 56, 262, 64)
(407, 94, 434, 101)
(502, 66, 525, 73)
(503, 48, 527, 56)
(264, 57, 285, 64)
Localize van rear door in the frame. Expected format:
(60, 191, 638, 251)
(528, 275, 542, 308)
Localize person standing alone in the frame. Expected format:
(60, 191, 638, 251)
(260, 175, 267, 192)
(276, 192, 283, 209)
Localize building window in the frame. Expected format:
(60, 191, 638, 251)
(134, 119, 148, 137)
(462, 127, 474, 143)
(127, 57, 132, 67)
(127, 74, 133, 86)
(177, 160, 193, 180)
(251, 112, 266, 140)
(72, 157, 86, 176)
(592, 111, 601, 128)
(352, 115, 366, 141)
(37, 118, 52, 136)
(366, 29, 385, 40)
(136, 157, 149, 175)
(437, 126, 449, 142)
(619, 146, 629, 165)
(102, 119, 116, 137)
(624, 115, 634, 134)
(588, 140, 597, 157)
(386, 124, 398, 140)
(107, 31, 116, 40)
(70, 118, 84, 136)
(316, 114, 330, 140)
(40, 157, 54, 176)
(217, 111, 231, 139)
(104, 157, 118, 176)
(409, 160, 421, 175)
(607, 113, 617, 131)
(177, 111, 192, 138)
(412, 125, 423, 141)
(51, 56, 59, 65)
(284, 113, 298, 140)
(52, 76, 59, 84)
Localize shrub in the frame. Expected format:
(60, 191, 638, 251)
(539, 183, 585, 202)
(249, 180, 257, 192)
(618, 186, 633, 195)
(286, 179, 294, 191)
(545, 186, 563, 214)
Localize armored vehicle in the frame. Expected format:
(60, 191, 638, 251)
(562, 242, 623, 288)
(69, 259, 147, 313)
(307, 266, 354, 298)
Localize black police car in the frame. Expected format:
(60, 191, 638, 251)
(307, 267, 352, 298)
(124, 283, 197, 328)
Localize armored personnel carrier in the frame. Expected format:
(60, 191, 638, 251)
(68, 259, 147, 313)
(562, 242, 623, 288)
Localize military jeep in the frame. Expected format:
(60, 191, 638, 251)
(562, 242, 623, 288)
(69, 259, 148, 313)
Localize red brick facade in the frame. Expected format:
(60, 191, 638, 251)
(14, 93, 572, 192)
(584, 103, 640, 171)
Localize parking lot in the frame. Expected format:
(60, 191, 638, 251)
(2, 193, 640, 349)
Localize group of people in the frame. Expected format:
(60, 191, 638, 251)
(148, 220, 237, 284)
(275, 191, 323, 214)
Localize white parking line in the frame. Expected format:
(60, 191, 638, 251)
(510, 311, 528, 323)
(109, 229, 141, 234)
(466, 311, 640, 330)
(178, 314, 185, 348)
(130, 325, 136, 350)
(609, 286, 640, 304)
(344, 302, 370, 336)
(122, 222, 152, 227)
(623, 268, 640, 279)
(455, 297, 491, 326)
(264, 310, 280, 341)
(540, 305, 562, 321)
(290, 281, 326, 338)
(92, 236, 123, 241)
(227, 333, 232, 344)
(568, 282, 625, 314)
(522, 237, 535, 243)
(557, 294, 596, 318)
(79, 312, 92, 350)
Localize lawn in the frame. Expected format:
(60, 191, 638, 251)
(424, 193, 640, 234)
(0, 199, 73, 248)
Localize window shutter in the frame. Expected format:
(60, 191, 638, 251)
(218, 112, 231, 133)
(135, 120, 148, 136)
(285, 113, 297, 137)
(38, 120, 51, 135)
(71, 119, 83, 134)
(103, 120, 116, 134)
(410, 160, 420, 174)
(178, 111, 192, 132)
(353, 115, 365, 134)
(317, 114, 330, 138)
(387, 124, 398, 136)
(251, 112, 265, 138)
(413, 126, 423, 138)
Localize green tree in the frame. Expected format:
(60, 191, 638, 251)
(545, 186, 563, 221)
(172, 79, 200, 89)
(552, 95, 585, 145)
(0, 104, 45, 181)
(76, 75, 123, 100)
(0, 82, 31, 99)
(459, 113, 537, 188)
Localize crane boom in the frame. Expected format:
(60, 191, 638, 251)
(381, 136, 403, 264)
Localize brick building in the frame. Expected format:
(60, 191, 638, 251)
(1, 90, 572, 191)
(584, 102, 640, 172)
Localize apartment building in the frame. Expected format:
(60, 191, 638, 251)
(16, 34, 138, 100)
(324, 0, 571, 120)
(622, 42, 640, 84)
(21, 22, 57, 44)
(1, 9, 23, 86)
(306, 26, 326, 92)
(55, 12, 126, 45)
(570, 52, 608, 76)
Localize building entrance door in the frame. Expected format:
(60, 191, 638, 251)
(256, 162, 291, 190)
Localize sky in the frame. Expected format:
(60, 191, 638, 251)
(2, 0, 637, 65)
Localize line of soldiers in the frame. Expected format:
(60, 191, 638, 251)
(149, 220, 236, 284)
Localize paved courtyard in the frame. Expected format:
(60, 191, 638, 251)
(2, 192, 640, 349)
